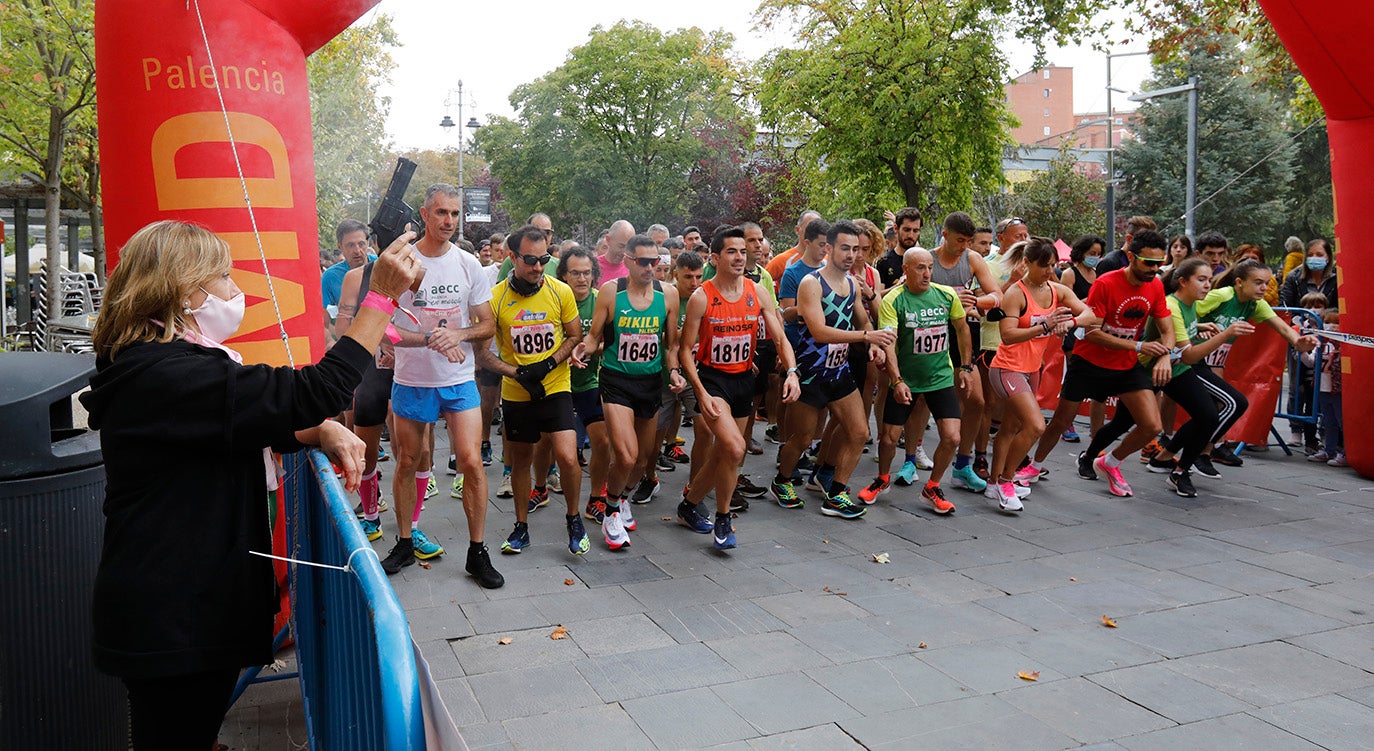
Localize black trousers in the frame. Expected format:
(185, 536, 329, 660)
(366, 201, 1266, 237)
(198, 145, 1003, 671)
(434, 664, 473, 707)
(1088, 366, 1247, 472)
(124, 667, 240, 751)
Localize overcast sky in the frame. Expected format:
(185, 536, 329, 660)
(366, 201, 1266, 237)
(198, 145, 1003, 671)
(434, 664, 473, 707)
(364, 0, 1153, 151)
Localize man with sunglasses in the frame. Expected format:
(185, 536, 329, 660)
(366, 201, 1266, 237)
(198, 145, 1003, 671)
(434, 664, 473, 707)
(496, 213, 559, 283)
(480, 224, 590, 557)
(575, 234, 685, 549)
(1031, 230, 1176, 497)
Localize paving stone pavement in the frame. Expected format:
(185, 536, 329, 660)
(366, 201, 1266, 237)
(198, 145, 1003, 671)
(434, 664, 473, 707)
(224, 422, 1374, 749)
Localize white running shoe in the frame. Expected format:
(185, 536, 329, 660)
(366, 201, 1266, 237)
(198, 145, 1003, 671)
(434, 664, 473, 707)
(984, 482, 1024, 512)
(914, 446, 934, 470)
(620, 500, 636, 531)
(604, 511, 631, 550)
(546, 468, 563, 495)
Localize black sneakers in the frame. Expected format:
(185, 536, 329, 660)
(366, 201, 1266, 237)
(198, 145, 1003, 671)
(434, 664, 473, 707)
(1192, 454, 1222, 479)
(381, 537, 414, 575)
(1077, 451, 1097, 481)
(1168, 470, 1197, 498)
(466, 544, 505, 589)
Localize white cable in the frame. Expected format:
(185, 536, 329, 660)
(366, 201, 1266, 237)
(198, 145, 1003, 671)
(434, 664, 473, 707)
(189, 0, 295, 367)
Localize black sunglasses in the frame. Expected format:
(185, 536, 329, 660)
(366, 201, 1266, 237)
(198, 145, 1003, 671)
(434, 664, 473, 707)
(521, 254, 553, 266)
(631, 256, 658, 267)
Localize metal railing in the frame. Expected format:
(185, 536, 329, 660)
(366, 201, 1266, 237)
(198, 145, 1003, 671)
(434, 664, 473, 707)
(283, 449, 425, 750)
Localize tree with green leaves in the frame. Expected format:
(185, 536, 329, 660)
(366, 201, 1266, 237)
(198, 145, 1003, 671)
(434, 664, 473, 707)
(307, 14, 397, 245)
(1006, 143, 1107, 243)
(1117, 37, 1296, 249)
(0, 0, 96, 304)
(752, 0, 1100, 218)
(475, 21, 749, 233)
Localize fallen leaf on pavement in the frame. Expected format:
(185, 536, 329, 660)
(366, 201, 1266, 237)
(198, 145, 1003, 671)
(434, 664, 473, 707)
(1101, 615, 1118, 628)
(661, 517, 672, 521)
(872, 552, 890, 564)
(1017, 671, 1040, 682)
(497, 638, 512, 645)
(550, 626, 569, 640)
(564, 579, 575, 586)
(418, 561, 431, 569)
(822, 539, 829, 544)
(918, 642, 927, 649)
(823, 586, 832, 593)
(1069, 577, 1078, 582)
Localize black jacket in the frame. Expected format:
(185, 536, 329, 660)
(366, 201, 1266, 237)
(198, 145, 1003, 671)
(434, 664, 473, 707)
(80, 337, 371, 679)
(1279, 266, 1338, 309)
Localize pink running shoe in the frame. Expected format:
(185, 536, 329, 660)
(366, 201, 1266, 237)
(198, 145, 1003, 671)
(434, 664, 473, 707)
(1013, 464, 1040, 485)
(1092, 455, 1134, 497)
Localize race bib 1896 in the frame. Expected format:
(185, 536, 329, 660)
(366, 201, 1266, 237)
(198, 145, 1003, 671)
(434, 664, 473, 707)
(512, 323, 556, 356)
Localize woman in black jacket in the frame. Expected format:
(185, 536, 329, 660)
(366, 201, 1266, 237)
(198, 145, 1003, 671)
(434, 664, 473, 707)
(81, 220, 420, 750)
(1279, 238, 1337, 308)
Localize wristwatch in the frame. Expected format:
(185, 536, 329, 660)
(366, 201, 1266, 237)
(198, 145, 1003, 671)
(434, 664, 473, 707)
(959, 364, 974, 373)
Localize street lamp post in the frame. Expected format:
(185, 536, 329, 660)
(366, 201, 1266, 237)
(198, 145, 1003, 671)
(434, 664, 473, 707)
(439, 81, 481, 241)
(1129, 77, 1201, 240)
(1105, 50, 1150, 251)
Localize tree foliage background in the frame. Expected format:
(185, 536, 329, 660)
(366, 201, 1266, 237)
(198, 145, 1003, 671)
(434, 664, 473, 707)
(1006, 144, 1107, 243)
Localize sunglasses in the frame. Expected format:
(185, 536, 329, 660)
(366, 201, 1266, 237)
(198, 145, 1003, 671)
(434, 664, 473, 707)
(521, 254, 553, 266)
(631, 256, 659, 267)
(1137, 257, 1167, 267)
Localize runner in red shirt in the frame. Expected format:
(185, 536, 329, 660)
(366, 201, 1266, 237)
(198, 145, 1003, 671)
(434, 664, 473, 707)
(1031, 230, 1176, 498)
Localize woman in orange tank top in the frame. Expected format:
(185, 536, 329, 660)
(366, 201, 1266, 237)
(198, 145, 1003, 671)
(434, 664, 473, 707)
(985, 238, 1097, 512)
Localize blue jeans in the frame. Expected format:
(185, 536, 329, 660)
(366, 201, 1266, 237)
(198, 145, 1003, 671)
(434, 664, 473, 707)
(1320, 392, 1343, 454)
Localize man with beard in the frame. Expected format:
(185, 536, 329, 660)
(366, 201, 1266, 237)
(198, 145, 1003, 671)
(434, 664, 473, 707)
(874, 207, 922, 288)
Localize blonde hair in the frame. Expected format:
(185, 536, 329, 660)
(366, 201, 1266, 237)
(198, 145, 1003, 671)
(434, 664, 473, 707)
(92, 220, 231, 359)
(854, 218, 885, 266)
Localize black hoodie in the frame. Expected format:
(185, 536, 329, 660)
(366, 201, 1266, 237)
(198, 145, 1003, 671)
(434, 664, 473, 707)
(80, 336, 371, 679)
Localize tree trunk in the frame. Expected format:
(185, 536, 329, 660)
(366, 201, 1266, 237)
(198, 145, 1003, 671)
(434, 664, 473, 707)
(44, 103, 65, 324)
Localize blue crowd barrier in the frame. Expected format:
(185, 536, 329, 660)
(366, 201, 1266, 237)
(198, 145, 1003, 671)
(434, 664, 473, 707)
(1264, 308, 1325, 455)
(282, 449, 426, 750)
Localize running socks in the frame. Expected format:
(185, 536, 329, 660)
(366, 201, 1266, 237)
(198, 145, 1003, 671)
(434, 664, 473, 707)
(413, 470, 431, 529)
(361, 470, 380, 520)
(925, 479, 940, 491)
(828, 480, 847, 498)
(954, 454, 971, 470)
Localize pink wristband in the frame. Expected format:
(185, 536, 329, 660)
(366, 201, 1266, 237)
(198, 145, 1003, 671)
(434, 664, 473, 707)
(361, 290, 397, 315)
(384, 323, 402, 344)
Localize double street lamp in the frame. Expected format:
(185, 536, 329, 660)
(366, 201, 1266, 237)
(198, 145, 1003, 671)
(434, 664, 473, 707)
(1129, 78, 1200, 241)
(439, 79, 481, 240)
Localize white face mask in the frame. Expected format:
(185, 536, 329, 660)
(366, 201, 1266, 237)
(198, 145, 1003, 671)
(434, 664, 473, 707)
(189, 288, 245, 344)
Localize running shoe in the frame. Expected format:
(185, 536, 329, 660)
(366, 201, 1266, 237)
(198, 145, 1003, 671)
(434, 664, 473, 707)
(1191, 454, 1222, 479)
(1062, 428, 1081, 443)
(713, 514, 737, 549)
(501, 522, 530, 554)
(973, 454, 990, 481)
(1211, 449, 1243, 468)
(621, 500, 636, 531)
(361, 518, 383, 542)
(584, 498, 607, 524)
(729, 491, 750, 513)
(674, 435, 686, 446)
(747, 438, 764, 455)
(447, 454, 458, 475)
(821, 490, 867, 519)
(1168, 469, 1197, 498)
(894, 460, 919, 486)
(497, 467, 513, 498)
(1308, 450, 1331, 463)
(951, 464, 988, 493)
(425, 476, 439, 499)
(603, 511, 631, 550)
(682, 414, 694, 428)
(735, 476, 768, 498)
(1092, 455, 1134, 497)
(921, 485, 956, 515)
(656, 455, 676, 472)
(1077, 451, 1097, 481)
(528, 486, 550, 513)
(631, 477, 660, 504)
(450, 475, 464, 499)
(1329, 453, 1350, 467)
(913, 446, 934, 470)
(546, 468, 563, 495)
(353, 498, 389, 516)
(765, 424, 782, 444)
(412, 529, 444, 559)
(666, 445, 690, 464)
(465, 544, 504, 589)
(805, 469, 827, 493)
(1140, 438, 1163, 463)
(857, 476, 890, 505)
(984, 482, 1023, 513)
(788, 468, 806, 486)
(577, 448, 587, 467)
(677, 500, 714, 533)
(1013, 464, 1040, 485)
(796, 454, 817, 473)
(381, 537, 414, 574)
(1147, 456, 1177, 474)
(771, 479, 804, 509)
(378, 445, 390, 462)
(481, 441, 493, 467)
(567, 515, 591, 555)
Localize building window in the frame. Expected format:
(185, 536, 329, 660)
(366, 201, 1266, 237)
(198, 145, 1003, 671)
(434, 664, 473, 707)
(1115, 117, 1123, 125)
(1043, 89, 1051, 99)
(1043, 126, 1052, 136)
(1044, 108, 1051, 118)
(1043, 70, 1051, 79)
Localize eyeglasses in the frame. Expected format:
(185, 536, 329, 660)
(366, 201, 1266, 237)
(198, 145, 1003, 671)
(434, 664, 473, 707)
(521, 254, 553, 266)
(565, 270, 594, 278)
(631, 256, 658, 267)
(540, 229, 554, 238)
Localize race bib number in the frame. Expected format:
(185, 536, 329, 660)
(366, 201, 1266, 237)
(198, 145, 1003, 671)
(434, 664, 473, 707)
(512, 323, 556, 356)
(824, 342, 849, 369)
(711, 334, 752, 365)
(1204, 342, 1232, 368)
(617, 333, 659, 364)
(911, 325, 948, 355)
(416, 304, 463, 333)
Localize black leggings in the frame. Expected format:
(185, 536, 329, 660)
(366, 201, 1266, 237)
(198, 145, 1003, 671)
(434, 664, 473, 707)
(124, 667, 240, 750)
(1089, 366, 1247, 472)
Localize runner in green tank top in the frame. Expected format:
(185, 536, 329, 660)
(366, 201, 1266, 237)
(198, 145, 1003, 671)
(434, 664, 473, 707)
(559, 249, 613, 532)
(571, 289, 601, 391)
(574, 234, 686, 550)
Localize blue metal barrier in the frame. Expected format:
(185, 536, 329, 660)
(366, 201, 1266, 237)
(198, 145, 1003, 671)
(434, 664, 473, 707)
(1267, 308, 1325, 454)
(284, 449, 426, 750)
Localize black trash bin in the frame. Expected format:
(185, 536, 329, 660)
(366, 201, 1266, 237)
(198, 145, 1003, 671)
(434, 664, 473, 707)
(0, 352, 127, 750)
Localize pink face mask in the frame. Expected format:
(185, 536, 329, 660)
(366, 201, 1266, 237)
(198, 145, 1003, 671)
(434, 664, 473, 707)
(189, 288, 245, 344)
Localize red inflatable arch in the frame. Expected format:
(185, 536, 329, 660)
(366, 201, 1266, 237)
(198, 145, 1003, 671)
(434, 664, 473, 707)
(1260, 0, 1372, 477)
(96, 0, 379, 367)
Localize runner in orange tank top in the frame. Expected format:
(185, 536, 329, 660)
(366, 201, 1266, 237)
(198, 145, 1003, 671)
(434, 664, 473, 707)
(679, 226, 799, 550)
